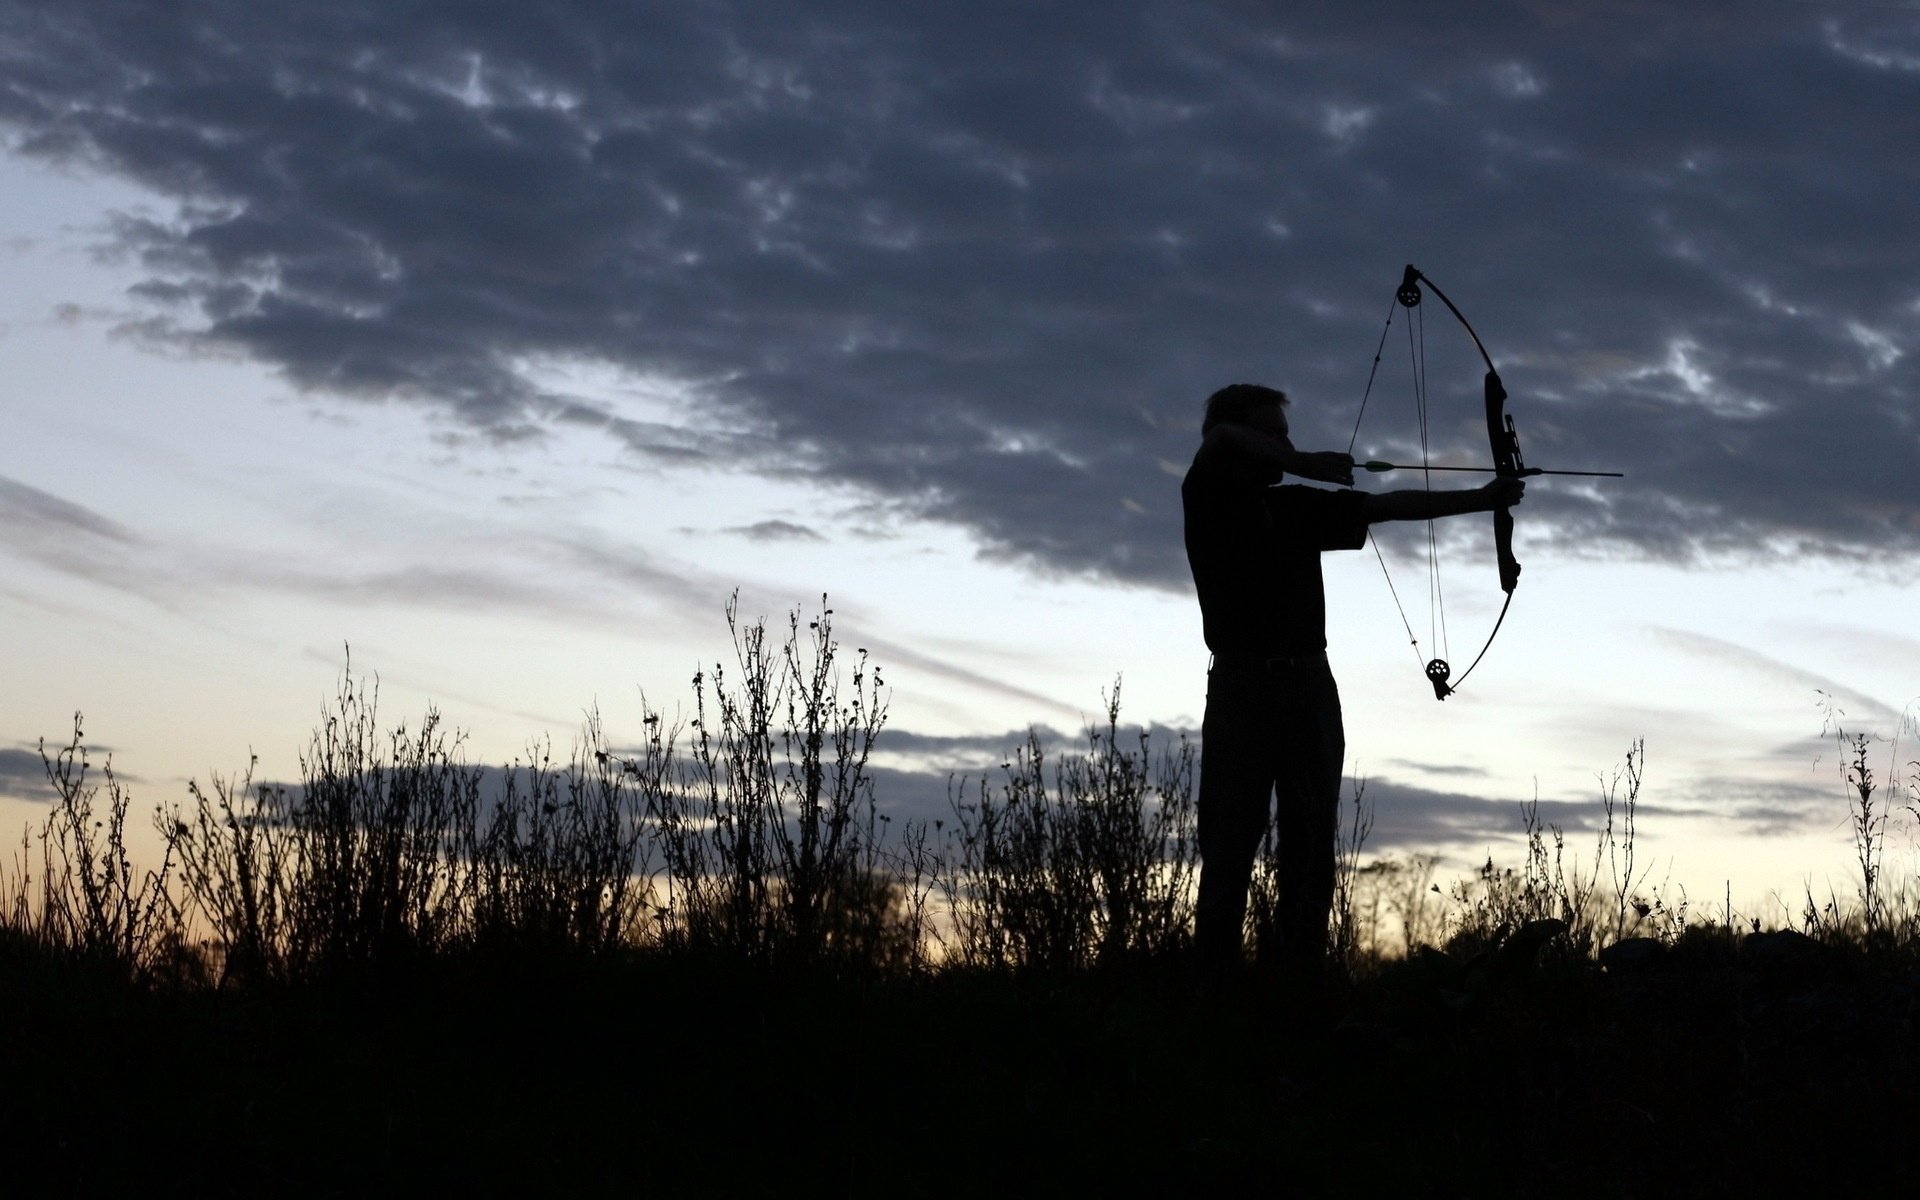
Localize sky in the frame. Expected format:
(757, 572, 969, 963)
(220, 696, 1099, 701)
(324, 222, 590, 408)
(4, 0, 1920, 919)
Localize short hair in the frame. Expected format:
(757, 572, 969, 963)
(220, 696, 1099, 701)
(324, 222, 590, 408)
(1201, 383, 1289, 436)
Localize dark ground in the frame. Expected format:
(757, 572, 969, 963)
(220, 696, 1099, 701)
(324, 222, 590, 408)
(4, 933, 1916, 1197)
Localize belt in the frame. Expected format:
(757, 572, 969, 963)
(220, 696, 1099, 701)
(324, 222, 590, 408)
(1209, 650, 1327, 672)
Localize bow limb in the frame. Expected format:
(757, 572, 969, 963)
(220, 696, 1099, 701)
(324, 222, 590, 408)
(1403, 266, 1495, 377)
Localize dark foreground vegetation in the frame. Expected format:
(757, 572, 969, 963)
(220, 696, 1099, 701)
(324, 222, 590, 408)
(5, 601, 1918, 1196)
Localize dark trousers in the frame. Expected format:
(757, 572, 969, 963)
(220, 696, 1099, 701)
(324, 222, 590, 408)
(1194, 654, 1345, 976)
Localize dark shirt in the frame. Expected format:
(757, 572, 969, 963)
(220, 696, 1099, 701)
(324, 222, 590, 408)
(1182, 444, 1368, 658)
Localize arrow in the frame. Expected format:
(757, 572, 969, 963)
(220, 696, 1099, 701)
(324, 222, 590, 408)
(1361, 461, 1623, 478)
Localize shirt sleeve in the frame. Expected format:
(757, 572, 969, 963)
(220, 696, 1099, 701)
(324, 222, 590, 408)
(1264, 484, 1368, 551)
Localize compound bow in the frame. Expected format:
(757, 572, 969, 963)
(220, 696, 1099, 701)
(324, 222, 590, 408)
(1346, 264, 1622, 701)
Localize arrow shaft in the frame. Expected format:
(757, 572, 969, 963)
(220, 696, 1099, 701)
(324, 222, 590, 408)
(1362, 460, 1622, 478)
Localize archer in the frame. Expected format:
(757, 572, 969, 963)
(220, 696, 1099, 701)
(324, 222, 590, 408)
(1181, 383, 1523, 994)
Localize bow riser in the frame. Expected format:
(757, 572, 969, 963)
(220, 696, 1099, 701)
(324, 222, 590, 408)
(1484, 370, 1521, 596)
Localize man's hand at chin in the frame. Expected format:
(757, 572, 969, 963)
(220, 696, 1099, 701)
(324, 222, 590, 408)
(1289, 451, 1356, 488)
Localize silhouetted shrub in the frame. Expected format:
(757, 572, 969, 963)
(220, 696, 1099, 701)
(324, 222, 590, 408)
(942, 684, 1197, 971)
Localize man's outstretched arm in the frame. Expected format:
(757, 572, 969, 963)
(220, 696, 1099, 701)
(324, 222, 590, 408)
(1361, 478, 1524, 524)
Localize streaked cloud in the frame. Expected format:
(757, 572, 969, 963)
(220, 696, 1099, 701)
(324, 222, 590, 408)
(0, 474, 135, 544)
(1650, 625, 1905, 730)
(719, 519, 825, 543)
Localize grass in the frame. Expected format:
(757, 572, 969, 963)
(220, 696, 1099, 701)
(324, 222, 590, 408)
(4, 597, 1919, 1195)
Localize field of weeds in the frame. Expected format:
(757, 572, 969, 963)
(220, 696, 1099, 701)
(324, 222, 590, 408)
(4, 600, 1918, 1195)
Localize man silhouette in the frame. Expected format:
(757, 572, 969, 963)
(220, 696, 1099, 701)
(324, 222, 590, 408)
(1182, 383, 1523, 990)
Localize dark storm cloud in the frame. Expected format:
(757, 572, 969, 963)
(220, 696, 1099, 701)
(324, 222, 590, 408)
(4, 1, 1918, 584)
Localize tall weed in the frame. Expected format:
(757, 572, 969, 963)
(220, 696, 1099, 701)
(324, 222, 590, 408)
(6, 715, 181, 973)
(942, 684, 1197, 971)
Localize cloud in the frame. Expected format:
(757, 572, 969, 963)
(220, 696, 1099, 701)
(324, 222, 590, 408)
(1353, 775, 1598, 853)
(1385, 758, 1489, 778)
(861, 749, 1638, 856)
(0, 475, 135, 544)
(720, 519, 825, 543)
(1690, 778, 1852, 838)
(1650, 625, 1905, 730)
(0, 460, 1077, 727)
(2, 2, 1917, 587)
(868, 710, 1633, 853)
(0, 474, 165, 608)
(0, 746, 54, 802)
(878, 726, 1075, 763)
(0, 731, 140, 803)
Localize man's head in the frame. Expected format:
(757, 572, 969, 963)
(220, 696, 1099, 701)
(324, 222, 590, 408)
(1202, 383, 1290, 440)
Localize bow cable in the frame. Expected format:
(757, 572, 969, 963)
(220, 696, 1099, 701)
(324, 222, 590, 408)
(1348, 295, 1429, 676)
(1408, 298, 1450, 668)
